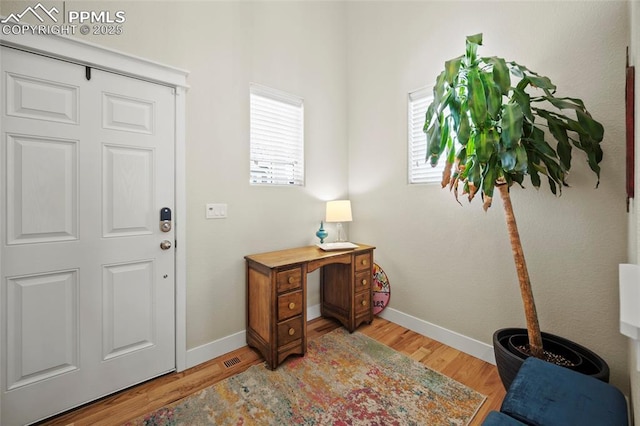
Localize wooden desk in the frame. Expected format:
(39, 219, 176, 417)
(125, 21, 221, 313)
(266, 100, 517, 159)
(245, 244, 375, 369)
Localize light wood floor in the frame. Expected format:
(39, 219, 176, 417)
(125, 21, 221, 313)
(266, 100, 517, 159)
(38, 317, 506, 426)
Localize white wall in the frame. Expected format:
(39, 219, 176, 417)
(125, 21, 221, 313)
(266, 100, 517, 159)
(346, 1, 630, 392)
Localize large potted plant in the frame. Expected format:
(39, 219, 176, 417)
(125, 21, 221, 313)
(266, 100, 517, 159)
(424, 33, 609, 389)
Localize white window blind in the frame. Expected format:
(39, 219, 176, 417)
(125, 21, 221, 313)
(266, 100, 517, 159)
(408, 86, 445, 184)
(250, 84, 304, 186)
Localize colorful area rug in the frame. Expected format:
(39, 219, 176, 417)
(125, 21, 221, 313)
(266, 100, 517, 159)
(128, 328, 486, 425)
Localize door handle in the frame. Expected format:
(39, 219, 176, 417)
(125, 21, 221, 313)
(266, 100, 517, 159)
(160, 240, 172, 250)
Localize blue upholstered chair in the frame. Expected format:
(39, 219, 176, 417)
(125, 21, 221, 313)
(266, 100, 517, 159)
(485, 356, 628, 426)
(482, 411, 527, 425)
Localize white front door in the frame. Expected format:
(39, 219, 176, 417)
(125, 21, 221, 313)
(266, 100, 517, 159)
(1, 46, 176, 426)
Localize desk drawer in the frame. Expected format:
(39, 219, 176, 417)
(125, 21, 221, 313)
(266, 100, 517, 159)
(278, 290, 303, 321)
(355, 253, 372, 271)
(355, 270, 371, 290)
(277, 316, 303, 347)
(354, 290, 371, 315)
(277, 267, 302, 293)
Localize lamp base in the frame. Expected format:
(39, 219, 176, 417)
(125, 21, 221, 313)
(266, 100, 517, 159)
(335, 222, 347, 242)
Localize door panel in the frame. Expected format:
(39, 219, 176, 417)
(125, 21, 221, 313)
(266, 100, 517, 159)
(6, 72, 79, 124)
(102, 260, 155, 360)
(102, 92, 154, 134)
(102, 144, 154, 237)
(6, 134, 78, 244)
(1, 46, 176, 426)
(6, 270, 79, 390)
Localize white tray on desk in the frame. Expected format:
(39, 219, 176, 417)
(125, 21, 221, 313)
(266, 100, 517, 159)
(316, 242, 359, 251)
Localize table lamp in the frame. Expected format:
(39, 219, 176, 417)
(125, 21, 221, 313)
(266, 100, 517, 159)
(325, 200, 352, 242)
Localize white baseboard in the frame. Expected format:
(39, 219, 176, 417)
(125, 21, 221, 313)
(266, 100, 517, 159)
(308, 304, 321, 320)
(378, 307, 496, 365)
(185, 304, 495, 370)
(185, 304, 323, 370)
(185, 329, 247, 369)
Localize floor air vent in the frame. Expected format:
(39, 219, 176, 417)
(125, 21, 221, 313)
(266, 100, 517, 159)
(223, 356, 241, 368)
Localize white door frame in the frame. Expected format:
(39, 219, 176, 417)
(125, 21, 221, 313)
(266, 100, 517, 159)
(0, 32, 189, 374)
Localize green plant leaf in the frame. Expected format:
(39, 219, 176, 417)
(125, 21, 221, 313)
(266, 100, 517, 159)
(500, 148, 517, 171)
(500, 103, 523, 149)
(467, 157, 481, 188)
(528, 162, 541, 188)
(563, 116, 587, 135)
(528, 126, 557, 158)
(527, 75, 556, 91)
(449, 96, 462, 129)
(515, 144, 528, 173)
(536, 109, 572, 170)
(537, 96, 586, 112)
(446, 142, 456, 165)
(467, 131, 476, 154)
(458, 114, 471, 145)
(466, 33, 483, 45)
(467, 69, 487, 126)
(547, 176, 558, 195)
(576, 110, 604, 142)
(433, 71, 448, 103)
(425, 113, 442, 163)
(424, 102, 437, 133)
(516, 76, 531, 92)
(510, 172, 525, 186)
(482, 161, 497, 198)
(476, 128, 499, 163)
(480, 71, 501, 119)
(557, 140, 572, 170)
(457, 146, 467, 165)
(440, 116, 452, 154)
(509, 65, 524, 79)
(465, 33, 483, 64)
(444, 56, 463, 85)
(511, 88, 533, 122)
(546, 158, 565, 186)
(484, 57, 510, 95)
(437, 86, 455, 116)
(586, 146, 602, 185)
(508, 61, 546, 81)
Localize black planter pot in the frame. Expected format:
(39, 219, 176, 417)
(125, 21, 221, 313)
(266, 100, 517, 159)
(493, 328, 609, 390)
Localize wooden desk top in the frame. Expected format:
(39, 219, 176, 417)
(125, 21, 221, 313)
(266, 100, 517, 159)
(245, 243, 375, 269)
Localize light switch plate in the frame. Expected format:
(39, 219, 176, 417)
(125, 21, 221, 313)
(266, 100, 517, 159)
(206, 203, 227, 219)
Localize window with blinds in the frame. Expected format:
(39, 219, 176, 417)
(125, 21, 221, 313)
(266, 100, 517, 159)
(250, 84, 304, 186)
(408, 86, 445, 184)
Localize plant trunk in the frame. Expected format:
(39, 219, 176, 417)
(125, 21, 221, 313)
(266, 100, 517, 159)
(497, 184, 544, 358)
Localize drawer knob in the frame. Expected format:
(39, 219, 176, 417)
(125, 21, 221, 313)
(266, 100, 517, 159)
(288, 276, 295, 284)
(288, 328, 296, 336)
(361, 259, 368, 266)
(288, 302, 296, 310)
(361, 279, 367, 286)
(361, 300, 367, 306)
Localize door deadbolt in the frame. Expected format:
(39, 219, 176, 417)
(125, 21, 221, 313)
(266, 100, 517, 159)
(160, 207, 172, 232)
(160, 240, 172, 250)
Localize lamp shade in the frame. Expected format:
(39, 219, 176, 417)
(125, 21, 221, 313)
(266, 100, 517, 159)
(325, 200, 352, 223)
